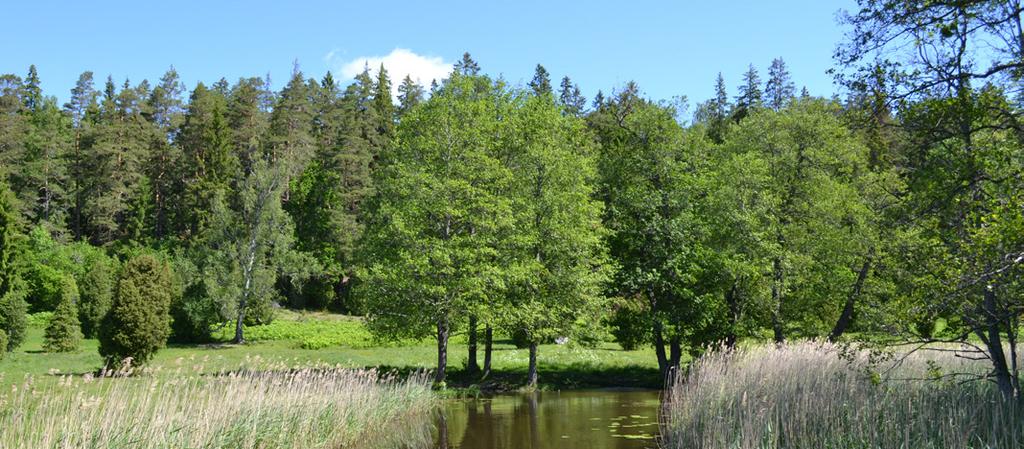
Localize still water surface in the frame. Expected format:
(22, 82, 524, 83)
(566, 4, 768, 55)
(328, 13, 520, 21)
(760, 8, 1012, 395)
(433, 390, 662, 449)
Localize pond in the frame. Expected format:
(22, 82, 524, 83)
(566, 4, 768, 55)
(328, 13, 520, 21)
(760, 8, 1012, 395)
(433, 390, 663, 449)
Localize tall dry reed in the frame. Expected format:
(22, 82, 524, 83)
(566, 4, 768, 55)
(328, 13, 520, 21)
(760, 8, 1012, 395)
(663, 342, 1023, 449)
(0, 362, 435, 449)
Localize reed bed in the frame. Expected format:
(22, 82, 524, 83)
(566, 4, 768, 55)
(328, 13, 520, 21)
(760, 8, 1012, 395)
(0, 362, 435, 449)
(663, 342, 1024, 449)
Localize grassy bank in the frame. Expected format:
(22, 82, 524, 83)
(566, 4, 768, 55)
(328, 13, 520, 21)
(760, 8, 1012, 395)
(0, 311, 661, 391)
(663, 342, 1024, 449)
(0, 366, 434, 449)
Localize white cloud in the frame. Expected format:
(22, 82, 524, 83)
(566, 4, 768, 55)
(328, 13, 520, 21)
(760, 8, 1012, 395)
(327, 48, 452, 100)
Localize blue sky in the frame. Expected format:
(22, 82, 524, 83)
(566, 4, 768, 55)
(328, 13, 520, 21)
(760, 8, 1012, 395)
(1, 0, 857, 107)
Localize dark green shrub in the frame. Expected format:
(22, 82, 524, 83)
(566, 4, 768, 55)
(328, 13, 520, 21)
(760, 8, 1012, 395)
(511, 328, 532, 349)
(0, 288, 28, 352)
(0, 329, 7, 360)
(25, 263, 67, 312)
(44, 276, 82, 352)
(607, 296, 652, 351)
(99, 255, 173, 369)
(78, 259, 115, 338)
(170, 281, 223, 343)
(243, 294, 276, 326)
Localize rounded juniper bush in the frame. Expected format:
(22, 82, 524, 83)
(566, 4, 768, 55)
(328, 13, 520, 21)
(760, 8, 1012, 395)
(99, 255, 173, 369)
(0, 288, 28, 352)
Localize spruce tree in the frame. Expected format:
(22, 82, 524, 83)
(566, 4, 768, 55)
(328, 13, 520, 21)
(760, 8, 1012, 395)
(373, 64, 395, 137)
(176, 82, 235, 238)
(558, 76, 586, 117)
(453, 52, 480, 76)
(733, 64, 762, 122)
(529, 64, 552, 96)
(99, 254, 173, 369)
(312, 71, 344, 153)
(0, 182, 27, 351)
(23, 65, 42, 112)
(765, 57, 795, 110)
(592, 90, 605, 110)
(396, 75, 424, 117)
(706, 73, 731, 142)
(44, 276, 82, 353)
(22, 96, 71, 229)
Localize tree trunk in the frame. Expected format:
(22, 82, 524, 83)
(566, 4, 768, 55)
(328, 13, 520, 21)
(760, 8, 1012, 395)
(233, 309, 245, 344)
(436, 412, 449, 448)
(483, 325, 493, 376)
(527, 392, 541, 447)
(653, 321, 669, 380)
(771, 256, 785, 344)
(436, 319, 450, 386)
(725, 282, 739, 348)
(527, 342, 539, 388)
(467, 315, 479, 373)
(829, 253, 872, 342)
(980, 288, 1016, 400)
(668, 335, 682, 385)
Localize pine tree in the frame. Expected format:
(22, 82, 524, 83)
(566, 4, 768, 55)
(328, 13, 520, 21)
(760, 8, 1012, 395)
(64, 72, 97, 240)
(43, 276, 82, 353)
(227, 77, 271, 176)
(146, 67, 185, 239)
(84, 78, 156, 244)
(529, 64, 552, 96)
(558, 76, 586, 117)
(268, 68, 315, 179)
(396, 75, 424, 117)
(0, 74, 29, 195)
(765, 57, 795, 110)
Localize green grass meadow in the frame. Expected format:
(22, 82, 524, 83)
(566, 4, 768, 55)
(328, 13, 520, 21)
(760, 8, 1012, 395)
(1, 310, 661, 391)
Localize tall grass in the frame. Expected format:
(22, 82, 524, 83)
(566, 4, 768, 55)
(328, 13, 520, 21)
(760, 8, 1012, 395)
(0, 363, 435, 449)
(663, 342, 1024, 449)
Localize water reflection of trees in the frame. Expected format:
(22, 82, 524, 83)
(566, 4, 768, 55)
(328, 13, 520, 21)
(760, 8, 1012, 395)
(436, 391, 663, 449)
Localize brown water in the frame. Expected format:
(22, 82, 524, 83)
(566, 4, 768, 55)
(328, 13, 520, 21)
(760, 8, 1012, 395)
(433, 390, 663, 449)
